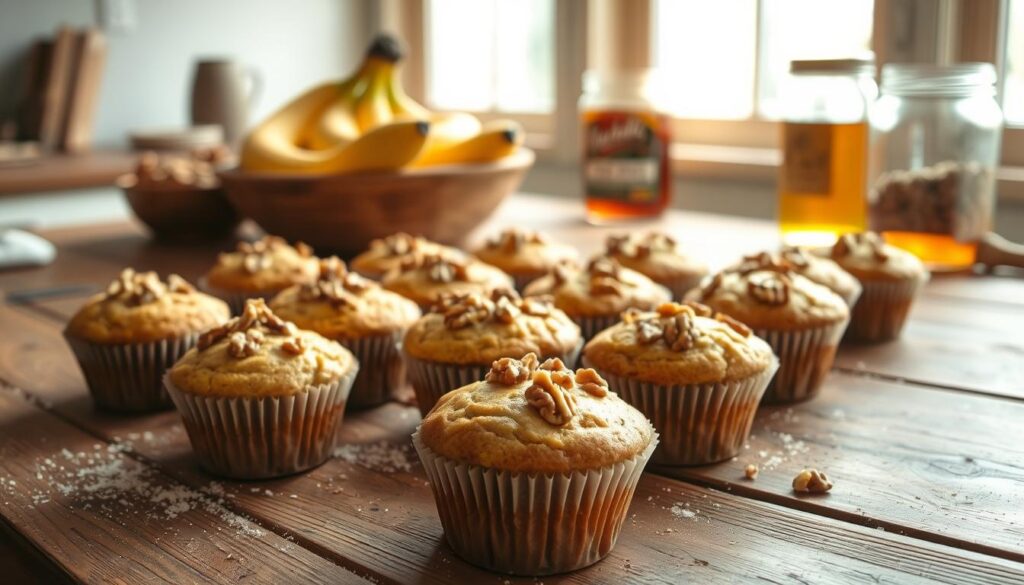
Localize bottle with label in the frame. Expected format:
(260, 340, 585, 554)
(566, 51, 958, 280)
(778, 58, 876, 247)
(580, 70, 671, 224)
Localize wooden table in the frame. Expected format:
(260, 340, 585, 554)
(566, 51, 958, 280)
(1, 193, 1022, 584)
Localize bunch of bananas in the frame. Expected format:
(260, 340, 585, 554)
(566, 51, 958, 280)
(240, 35, 523, 174)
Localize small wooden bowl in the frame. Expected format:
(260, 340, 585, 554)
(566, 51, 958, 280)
(122, 183, 241, 240)
(219, 149, 534, 254)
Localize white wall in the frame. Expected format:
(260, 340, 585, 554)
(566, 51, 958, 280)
(0, 0, 371, 147)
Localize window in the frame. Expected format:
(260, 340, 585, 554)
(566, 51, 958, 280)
(424, 0, 555, 114)
(1003, 0, 1024, 126)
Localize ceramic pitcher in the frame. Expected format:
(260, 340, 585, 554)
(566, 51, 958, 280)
(189, 59, 261, 148)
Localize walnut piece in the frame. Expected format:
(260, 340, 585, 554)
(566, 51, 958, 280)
(486, 228, 545, 254)
(400, 253, 470, 283)
(744, 464, 759, 480)
(377, 232, 418, 256)
(575, 368, 609, 397)
(605, 232, 676, 259)
(197, 299, 299, 358)
(437, 290, 555, 330)
(747, 272, 791, 306)
(486, 354, 538, 385)
(792, 468, 833, 493)
(697, 272, 723, 300)
(234, 236, 310, 274)
(715, 313, 752, 338)
(832, 232, 889, 263)
(632, 303, 701, 351)
(227, 329, 263, 358)
(525, 369, 577, 426)
(281, 336, 306, 355)
(103, 268, 193, 306)
(298, 256, 373, 307)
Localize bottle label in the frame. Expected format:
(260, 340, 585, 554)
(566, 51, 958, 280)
(781, 122, 833, 195)
(583, 111, 668, 205)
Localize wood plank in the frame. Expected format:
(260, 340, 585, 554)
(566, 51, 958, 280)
(0, 150, 134, 196)
(2, 306, 1024, 583)
(0, 381, 368, 585)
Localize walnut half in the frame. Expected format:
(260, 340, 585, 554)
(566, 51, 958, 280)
(525, 369, 577, 426)
(792, 468, 833, 493)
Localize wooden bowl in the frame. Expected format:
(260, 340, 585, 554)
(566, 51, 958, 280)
(122, 184, 241, 240)
(219, 149, 534, 254)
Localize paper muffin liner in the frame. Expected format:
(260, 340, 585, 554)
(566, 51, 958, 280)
(755, 317, 849, 404)
(845, 275, 925, 342)
(341, 331, 406, 409)
(405, 339, 584, 418)
(575, 314, 622, 343)
(837, 284, 863, 309)
(658, 273, 707, 301)
(589, 359, 778, 466)
(164, 367, 357, 479)
(197, 276, 278, 316)
(64, 332, 199, 412)
(413, 430, 658, 576)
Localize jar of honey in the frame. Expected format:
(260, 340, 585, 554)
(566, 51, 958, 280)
(580, 69, 671, 224)
(778, 58, 877, 247)
(868, 63, 1003, 271)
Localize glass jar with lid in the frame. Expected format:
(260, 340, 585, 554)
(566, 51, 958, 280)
(868, 63, 1003, 271)
(778, 58, 877, 247)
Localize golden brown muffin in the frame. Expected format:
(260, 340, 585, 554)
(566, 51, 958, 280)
(685, 253, 849, 331)
(204, 235, 319, 294)
(775, 247, 862, 306)
(168, 299, 355, 398)
(602, 232, 708, 296)
(820, 232, 927, 282)
(584, 302, 775, 386)
(419, 353, 654, 474)
(404, 289, 581, 365)
(382, 252, 513, 308)
(351, 232, 465, 279)
(270, 257, 421, 340)
(524, 257, 671, 319)
(66, 269, 229, 344)
(472, 228, 579, 288)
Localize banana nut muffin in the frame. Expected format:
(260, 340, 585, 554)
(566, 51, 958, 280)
(64, 269, 230, 412)
(381, 252, 513, 309)
(415, 352, 656, 575)
(351, 232, 466, 279)
(202, 235, 319, 313)
(819, 232, 928, 342)
(403, 288, 582, 416)
(472, 228, 579, 290)
(757, 248, 862, 307)
(686, 253, 849, 403)
(166, 299, 357, 478)
(602, 232, 708, 298)
(270, 256, 421, 407)
(523, 256, 672, 340)
(584, 301, 776, 465)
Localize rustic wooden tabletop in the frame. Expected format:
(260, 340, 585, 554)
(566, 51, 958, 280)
(1, 193, 1022, 584)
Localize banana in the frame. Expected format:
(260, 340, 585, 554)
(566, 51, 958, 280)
(410, 119, 523, 167)
(303, 88, 360, 150)
(386, 71, 431, 119)
(352, 60, 394, 133)
(240, 83, 343, 169)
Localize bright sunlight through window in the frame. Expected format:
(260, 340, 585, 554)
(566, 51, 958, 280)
(1004, 0, 1024, 126)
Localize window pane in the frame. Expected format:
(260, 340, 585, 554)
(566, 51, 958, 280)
(757, 0, 874, 120)
(426, 0, 554, 113)
(1004, 0, 1024, 126)
(653, 0, 758, 120)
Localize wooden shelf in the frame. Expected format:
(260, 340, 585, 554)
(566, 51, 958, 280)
(0, 149, 134, 196)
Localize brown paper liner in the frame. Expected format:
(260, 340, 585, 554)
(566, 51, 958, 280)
(575, 314, 622, 343)
(590, 360, 778, 466)
(64, 332, 198, 412)
(413, 431, 657, 576)
(164, 367, 356, 479)
(341, 331, 406, 409)
(756, 318, 848, 404)
(197, 276, 278, 316)
(405, 339, 583, 417)
(845, 276, 925, 342)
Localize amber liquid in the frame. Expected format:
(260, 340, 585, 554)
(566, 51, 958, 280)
(779, 121, 868, 247)
(881, 231, 977, 271)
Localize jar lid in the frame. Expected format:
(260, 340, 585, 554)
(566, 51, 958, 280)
(881, 63, 997, 96)
(790, 57, 875, 76)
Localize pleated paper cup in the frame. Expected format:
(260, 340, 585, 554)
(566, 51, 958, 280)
(64, 332, 199, 412)
(197, 277, 278, 316)
(574, 314, 622, 343)
(589, 360, 778, 466)
(405, 340, 583, 418)
(755, 317, 849, 404)
(414, 430, 657, 576)
(846, 275, 925, 342)
(341, 331, 406, 409)
(164, 366, 357, 479)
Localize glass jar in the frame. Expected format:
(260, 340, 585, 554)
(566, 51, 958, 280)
(580, 69, 671, 224)
(868, 63, 1003, 271)
(778, 58, 877, 247)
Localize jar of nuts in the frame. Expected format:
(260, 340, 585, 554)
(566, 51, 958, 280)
(868, 63, 1003, 271)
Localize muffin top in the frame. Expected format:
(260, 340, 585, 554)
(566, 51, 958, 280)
(382, 252, 514, 308)
(403, 289, 581, 365)
(419, 353, 654, 474)
(765, 248, 862, 305)
(820, 232, 927, 282)
(685, 253, 849, 330)
(602, 232, 708, 283)
(523, 257, 672, 318)
(66, 269, 230, 344)
(270, 257, 421, 340)
(350, 232, 465, 279)
(472, 228, 579, 277)
(168, 299, 355, 398)
(204, 236, 319, 293)
(584, 301, 775, 386)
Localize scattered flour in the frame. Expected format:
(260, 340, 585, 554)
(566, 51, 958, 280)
(333, 441, 415, 473)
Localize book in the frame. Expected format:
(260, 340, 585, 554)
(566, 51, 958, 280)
(60, 28, 107, 153)
(37, 26, 76, 150)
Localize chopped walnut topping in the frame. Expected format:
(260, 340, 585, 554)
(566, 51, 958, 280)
(681, 301, 714, 317)
(832, 232, 889, 263)
(436, 291, 556, 330)
(281, 336, 306, 355)
(632, 303, 701, 351)
(399, 253, 470, 283)
(486, 228, 546, 254)
(735, 251, 793, 275)
(197, 299, 299, 357)
(525, 369, 577, 426)
(605, 232, 677, 259)
(744, 464, 759, 480)
(747, 272, 791, 306)
(520, 296, 552, 317)
(780, 246, 811, 269)
(493, 295, 521, 323)
(485, 354, 538, 385)
(103, 268, 193, 306)
(715, 313, 752, 337)
(663, 311, 698, 351)
(697, 273, 723, 300)
(297, 257, 372, 307)
(586, 257, 627, 296)
(374, 232, 421, 256)
(227, 329, 263, 358)
(234, 236, 311, 274)
(792, 468, 833, 493)
(550, 261, 577, 286)
(575, 368, 609, 397)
